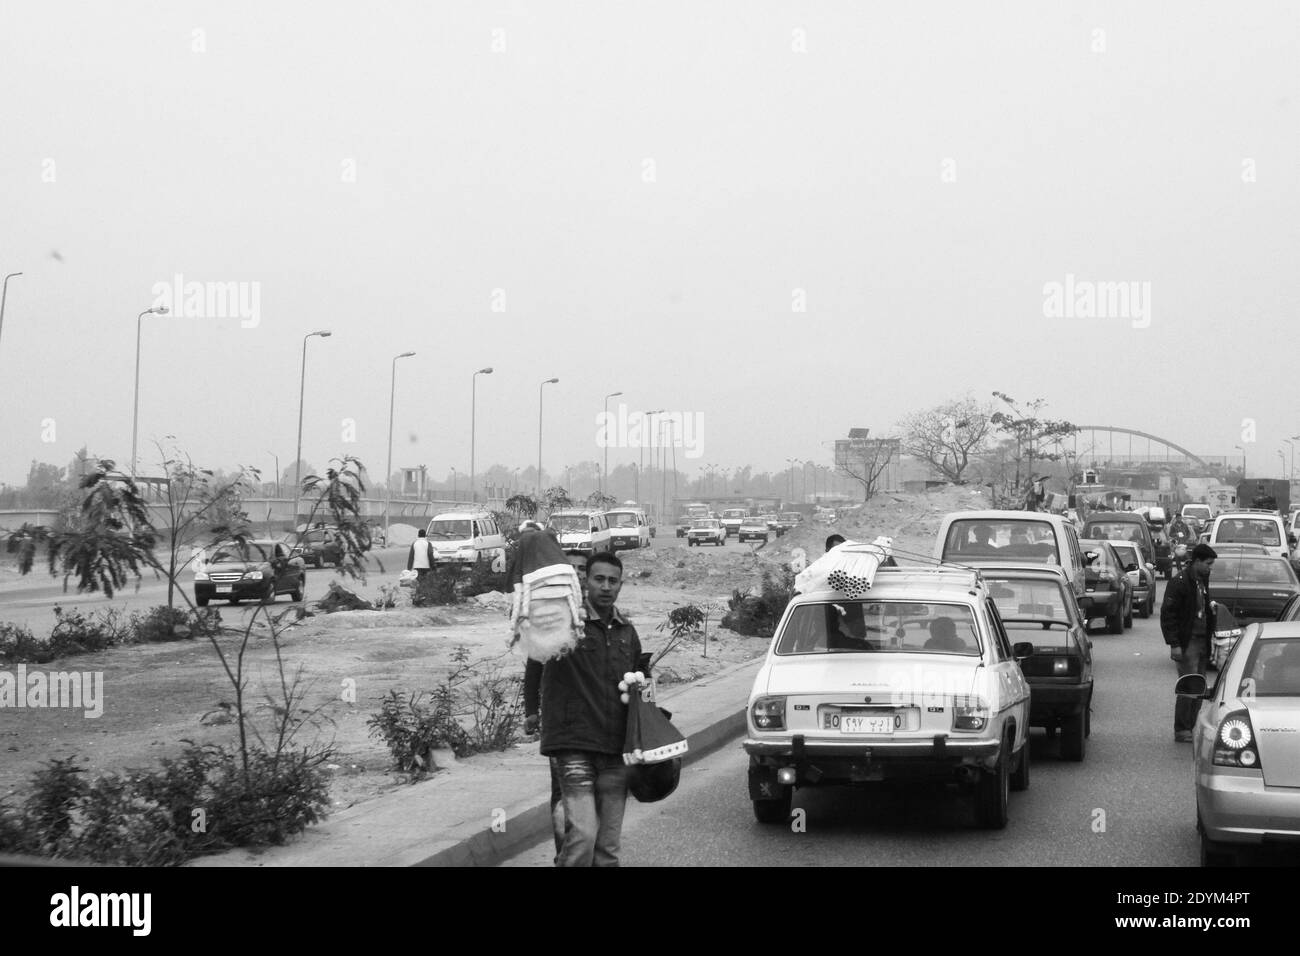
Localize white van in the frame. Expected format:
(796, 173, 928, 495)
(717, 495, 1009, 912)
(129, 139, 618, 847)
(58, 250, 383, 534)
(425, 511, 506, 567)
(1207, 511, 1292, 564)
(605, 508, 651, 551)
(547, 510, 613, 556)
(934, 510, 1087, 601)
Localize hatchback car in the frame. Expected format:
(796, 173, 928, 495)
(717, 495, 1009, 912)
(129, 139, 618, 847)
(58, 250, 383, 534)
(1077, 539, 1133, 633)
(1176, 622, 1300, 865)
(687, 517, 726, 547)
(195, 539, 305, 606)
(1107, 539, 1156, 618)
(744, 564, 1031, 829)
(981, 567, 1094, 761)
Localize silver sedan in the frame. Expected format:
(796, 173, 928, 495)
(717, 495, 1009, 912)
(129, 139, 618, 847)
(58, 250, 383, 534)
(1177, 622, 1300, 865)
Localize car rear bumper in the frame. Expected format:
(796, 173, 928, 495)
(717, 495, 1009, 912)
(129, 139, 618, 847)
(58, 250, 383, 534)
(744, 734, 1002, 783)
(1079, 591, 1122, 615)
(1025, 682, 1090, 722)
(1199, 771, 1300, 845)
(609, 536, 642, 549)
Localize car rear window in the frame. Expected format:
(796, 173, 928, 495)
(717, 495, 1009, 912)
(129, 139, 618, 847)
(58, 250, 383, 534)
(1209, 557, 1298, 585)
(774, 601, 980, 656)
(1215, 519, 1281, 547)
(1083, 521, 1147, 543)
(942, 519, 1059, 562)
(1237, 639, 1300, 697)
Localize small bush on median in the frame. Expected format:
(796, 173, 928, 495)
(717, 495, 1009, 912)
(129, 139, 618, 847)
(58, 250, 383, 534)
(0, 621, 48, 666)
(47, 606, 133, 657)
(722, 568, 796, 638)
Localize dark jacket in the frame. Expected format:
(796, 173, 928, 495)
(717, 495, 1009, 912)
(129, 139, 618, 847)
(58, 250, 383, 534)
(1160, 565, 1215, 648)
(528, 605, 643, 757)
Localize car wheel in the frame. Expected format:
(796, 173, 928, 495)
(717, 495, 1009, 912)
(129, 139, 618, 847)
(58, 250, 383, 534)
(974, 738, 1010, 829)
(263, 582, 276, 604)
(1106, 604, 1124, 634)
(1060, 712, 1086, 762)
(291, 580, 304, 602)
(752, 788, 793, 824)
(196, 595, 209, 608)
(1010, 740, 1030, 792)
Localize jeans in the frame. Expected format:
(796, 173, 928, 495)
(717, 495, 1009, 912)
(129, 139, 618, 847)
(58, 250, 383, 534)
(551, 751, 629, 867)
(1175, 635, 1209, 733)
(549, 760, 565, 863)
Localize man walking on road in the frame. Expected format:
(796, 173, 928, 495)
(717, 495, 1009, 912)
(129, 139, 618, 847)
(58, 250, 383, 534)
(406, 528, 434, 579)
(536, 552, 644, 866)
(1161, 542, 1217, 742)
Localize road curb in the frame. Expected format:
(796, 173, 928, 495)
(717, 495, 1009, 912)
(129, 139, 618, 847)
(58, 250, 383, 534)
(408, 659, 758, 867)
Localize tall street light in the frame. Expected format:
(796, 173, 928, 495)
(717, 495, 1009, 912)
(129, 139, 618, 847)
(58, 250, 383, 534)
(470, 366, 493, 504)
(537, 378, 559, 493)
(385, 351, 416, 541)
(785, 458, 800, 503)
(638, 409, 663, 506)
(0, 271, 22, 355)
(451, 466, 458, 501)
(268, 452, 280, 497)
(1234, 445, 1246, 479)
(603, 391, 623, 494)
(294, 330, 332, 519)
(130, 305, 171, 477)
(1289, 436, 1300, 481)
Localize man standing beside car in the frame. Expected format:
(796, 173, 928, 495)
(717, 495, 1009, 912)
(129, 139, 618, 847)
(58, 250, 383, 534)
(1161, 542, 1217, 742)
(406, 528, 435, 579)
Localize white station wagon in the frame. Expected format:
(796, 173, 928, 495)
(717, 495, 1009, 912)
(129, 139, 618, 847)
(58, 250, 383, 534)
(744, 558, 1032, 829)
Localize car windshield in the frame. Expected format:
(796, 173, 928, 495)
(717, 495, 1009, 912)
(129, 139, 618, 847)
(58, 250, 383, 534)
(1237, 639, 1300, 697)
(943, 519, 1059, 561)
(208, 542, 271, 563)
(550, 515, 590, 533)
(692, 519, 719, 528)
(724, 510, 746, 518)
(1209, 557, 1298, 585)
(1185, 507, 1211, 519)
(1109, 543, 1142, 567)
(774, 601, 981, 656)
(1216, 519, 1281, 547)
(428, 519, 472, 539)
(606, 513, 639, 528)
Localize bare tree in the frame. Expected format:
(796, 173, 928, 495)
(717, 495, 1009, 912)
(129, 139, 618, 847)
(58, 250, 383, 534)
(898, 396, 995, 482)
(835, 432, 898, 502)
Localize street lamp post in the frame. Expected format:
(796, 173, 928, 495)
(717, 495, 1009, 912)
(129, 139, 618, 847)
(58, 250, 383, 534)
(1289, 436, 1300, 481)
(130, 305, 171, 478)
(785, 458, 800, 504)
(1235, 445, 1246, 479)
(0, 271, 22, 355)
(537, 378, 559, 493)
(602, 391, 623, 494)
(451, 466, 457, 501)
(268, 452, 280, 498)
(470, 367, 493, 504)
(293, 330, 332, 520)
(637, 409, 663, 506)
(385, 351, 416, 542)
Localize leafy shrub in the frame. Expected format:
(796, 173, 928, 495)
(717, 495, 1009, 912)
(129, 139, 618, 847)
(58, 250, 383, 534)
(462, 558, 508, 597)
(367, 690, 472, 772)
(47, 606, 132, 658)
(0, 621, 49, 666)
(722, 568, 796, 637)
(131, 604, 206, 643)
(463, 663, 524, 752)
(412, 565, 461, 606)
(0, 743, 334, 866)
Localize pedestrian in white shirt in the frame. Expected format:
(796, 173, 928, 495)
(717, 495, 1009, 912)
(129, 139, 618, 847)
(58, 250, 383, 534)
(407, 529, 435, 578)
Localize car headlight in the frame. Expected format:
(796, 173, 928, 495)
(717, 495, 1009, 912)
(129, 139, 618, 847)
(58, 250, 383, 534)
(243, 570, 264, 581)
(751, 696, 786, 731)
(195, 572, 209, 581)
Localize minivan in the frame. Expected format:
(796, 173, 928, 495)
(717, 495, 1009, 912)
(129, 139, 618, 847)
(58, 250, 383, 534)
(935, 510, 1087, 600)
(1080, 511, 1157, 573)
(1208, 511, 1294, 565)
(425, 511, 506, 567)
(547, 510, 613, 556)
(605, 508, 650, 551)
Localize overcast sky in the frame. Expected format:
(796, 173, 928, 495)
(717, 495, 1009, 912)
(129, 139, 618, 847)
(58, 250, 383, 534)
(2, 2, 1297, 489)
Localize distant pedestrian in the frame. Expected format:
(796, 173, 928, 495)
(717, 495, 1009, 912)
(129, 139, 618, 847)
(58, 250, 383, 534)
(825, 533, 846, 553)
(1162, 543, 1217, 742)
(407, 528, 434, 579)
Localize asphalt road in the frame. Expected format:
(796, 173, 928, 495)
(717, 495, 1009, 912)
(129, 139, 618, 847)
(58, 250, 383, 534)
(0, 545, 408, 632)
(504, 579, 1205, 866)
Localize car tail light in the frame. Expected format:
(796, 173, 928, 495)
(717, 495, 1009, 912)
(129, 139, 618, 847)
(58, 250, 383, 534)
(1052, 657, 1078, 676)
(751, 697, 786, 731)
(953, 695, 989, 731)
(1212, 710, 1262, 770)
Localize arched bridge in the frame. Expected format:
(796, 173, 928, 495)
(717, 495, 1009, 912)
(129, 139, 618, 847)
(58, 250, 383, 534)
(1072, 426, 1208, 469)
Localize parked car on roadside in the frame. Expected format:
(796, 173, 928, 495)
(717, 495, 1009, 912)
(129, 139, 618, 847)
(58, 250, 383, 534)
(744, 565, 1031, 828)
(1176, 622, 1300, 865)
(290, 526, 344, 568)
(195, 539, 305, 607)
(1078, 538, 1134, 633)
(1107, 539, 1156, 618)
(980, 566, 1094, 761)
(687, 517, 726, 547)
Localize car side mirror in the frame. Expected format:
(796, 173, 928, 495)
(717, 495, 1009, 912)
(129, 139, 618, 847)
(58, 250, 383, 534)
(1012, 641, 1035, 661)
(1084, 551, 1098, 564)
(1175, 673, 1208, 698)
